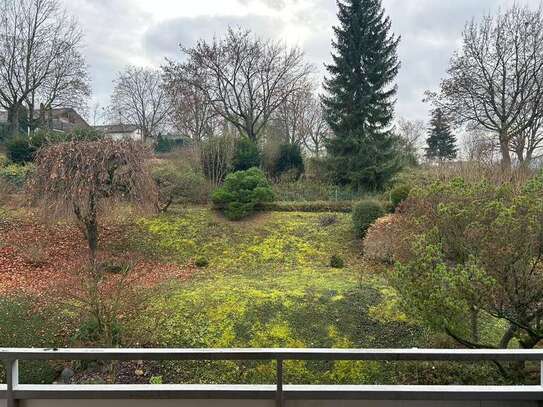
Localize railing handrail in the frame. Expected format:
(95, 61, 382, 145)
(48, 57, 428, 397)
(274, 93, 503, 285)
(3, 348, 543, 407)
(2, 347, 543, 361)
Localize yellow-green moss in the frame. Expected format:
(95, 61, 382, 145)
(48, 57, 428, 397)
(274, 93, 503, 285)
(124, 207, 426, 385)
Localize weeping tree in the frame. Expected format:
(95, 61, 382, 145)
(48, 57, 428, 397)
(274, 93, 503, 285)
(32, 139, 158, 264)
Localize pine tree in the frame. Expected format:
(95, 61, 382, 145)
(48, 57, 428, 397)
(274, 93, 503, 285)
(425, 108, 458, 161)
(322, 0, 401, 190)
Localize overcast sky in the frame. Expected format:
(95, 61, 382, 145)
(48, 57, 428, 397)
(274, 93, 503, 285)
(60, 0, 542, 124)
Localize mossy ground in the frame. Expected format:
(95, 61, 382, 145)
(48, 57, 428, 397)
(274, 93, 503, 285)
(125, 207, 427, 384)
(0, 206, 501, 385)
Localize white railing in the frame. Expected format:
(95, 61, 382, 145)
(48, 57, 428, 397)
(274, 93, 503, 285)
(2, 348, 543, 407)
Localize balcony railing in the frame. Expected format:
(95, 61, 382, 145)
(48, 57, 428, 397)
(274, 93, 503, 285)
(2, 348, 543, 407)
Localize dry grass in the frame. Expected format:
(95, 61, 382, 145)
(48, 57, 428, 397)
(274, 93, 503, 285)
(406, 162, 537, 192)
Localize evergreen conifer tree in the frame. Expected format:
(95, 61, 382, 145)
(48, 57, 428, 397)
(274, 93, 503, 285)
(323, 0, 401, 190)
(425, 108, 458, 161)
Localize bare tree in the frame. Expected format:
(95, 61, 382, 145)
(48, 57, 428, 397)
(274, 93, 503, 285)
(272, 81, 314, 145)
(463, 129, 500, 164)
(31, 139, 158, 264)
(110, 67, 171, 142)
(27, 48, 91, 127)
(427, 4, 543, 169)
(163, 62, 218, 143)
(302, 96, 329, 159)
(89, 101, 106, 126)
(510, 115, 543, 164)
(396, 117, 425, 155)
(0, 0, 83, 136)
(171, 27, 313, 142)
(269, 81, 329, 157)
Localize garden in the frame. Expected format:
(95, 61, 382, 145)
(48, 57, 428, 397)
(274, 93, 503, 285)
(2, 0, 543, 392)
(1, 136, 540, 387)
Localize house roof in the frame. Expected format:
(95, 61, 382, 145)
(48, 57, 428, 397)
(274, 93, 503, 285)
(0, 107, 89, 132)
(94, 124, 140, 134)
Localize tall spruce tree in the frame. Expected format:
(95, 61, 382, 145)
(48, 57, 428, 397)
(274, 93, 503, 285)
(425, 108, 458, 161)
(323, 0, 401, 190)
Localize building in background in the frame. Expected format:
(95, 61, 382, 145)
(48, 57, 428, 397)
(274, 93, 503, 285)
(93, 124, 143, 141)
(0, 107, 89, 137)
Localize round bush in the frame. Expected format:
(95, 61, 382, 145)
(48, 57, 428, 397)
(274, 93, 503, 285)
(362, 214, 404, 264)
(389, 184, 411, 211)
(352, 199, 385, 238)
(195, 256, 209, 268)
(212, 167, 274, 220)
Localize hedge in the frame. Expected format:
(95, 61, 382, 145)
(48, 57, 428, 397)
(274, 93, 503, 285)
(259, 200, 353, 213)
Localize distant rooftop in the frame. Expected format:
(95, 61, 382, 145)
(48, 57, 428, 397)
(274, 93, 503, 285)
(94, 124, 140, 134)
(0, 107, 89, 132)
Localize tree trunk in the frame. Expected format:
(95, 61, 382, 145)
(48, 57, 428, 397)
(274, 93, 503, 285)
(514, 147, 524, 165)
(142, 128, 149, 144)
(525, 149, 534, 166)
(499, 324, 517, 349)
(85, 194, 99, 265)
(8, 104, 20, 138)
(499, 137, 512, 171)
(86, 217, 98, 265)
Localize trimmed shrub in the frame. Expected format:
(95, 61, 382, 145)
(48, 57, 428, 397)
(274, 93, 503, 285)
(261, 200, 352, 213)
(232, 137, 261, 171)
(212, 167, 274, 220)
(352, 199, 385, 238)
(6, 137, 35, 163)
(389, 184, 411, 211)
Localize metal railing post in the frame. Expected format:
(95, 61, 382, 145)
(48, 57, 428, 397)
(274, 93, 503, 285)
(540, 360, 543, 386)
(5, 359, 19, 407)
(276, 358, 284, 407)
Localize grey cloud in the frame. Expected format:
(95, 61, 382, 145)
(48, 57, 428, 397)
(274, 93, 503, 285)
(385, 0, 543, 119)
(143, 14, 287, 63)
(237, 0, 300, 10)
(61, 0, 152, 110)
(60, 0, 543, 123)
